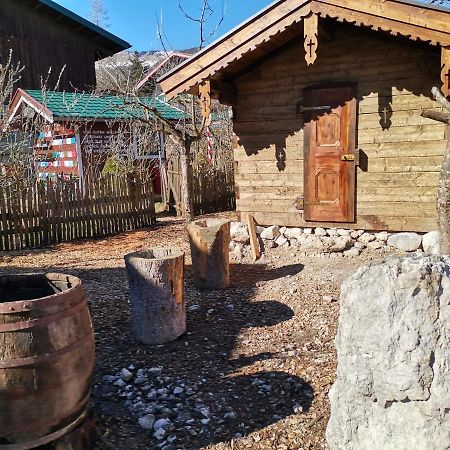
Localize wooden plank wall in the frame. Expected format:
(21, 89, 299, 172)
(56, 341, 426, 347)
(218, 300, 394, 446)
(0, 175, 156, 251)
(233, 26, 447, 232)
(0, 0, 98, 91)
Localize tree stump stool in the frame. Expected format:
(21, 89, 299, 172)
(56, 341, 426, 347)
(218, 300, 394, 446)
(187, 218, 230, 290)
(124, 248, 185, 345)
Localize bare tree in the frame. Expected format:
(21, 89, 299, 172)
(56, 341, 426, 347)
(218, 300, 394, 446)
(421, 88, 450, 253)
(89, 0, 110, 29)
(178, 0, 225, 50)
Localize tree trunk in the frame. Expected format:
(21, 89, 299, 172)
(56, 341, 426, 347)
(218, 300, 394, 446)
(438, 124, 450, 254)
(187, 218, 230, 289)
(124, 248, 186, 345)
(180, 140, 194, 222)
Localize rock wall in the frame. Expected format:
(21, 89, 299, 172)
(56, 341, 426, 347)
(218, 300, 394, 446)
(229, 222, 440, 260)
(326, 255, 450, 450)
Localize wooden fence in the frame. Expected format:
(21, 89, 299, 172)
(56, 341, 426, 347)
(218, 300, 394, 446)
(164, 156, 235, 216)
(0, 175, 156, 251)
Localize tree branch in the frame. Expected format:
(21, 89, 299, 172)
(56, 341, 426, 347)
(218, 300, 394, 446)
(431, 86, 450, 112)
(420, 108, 450, 124)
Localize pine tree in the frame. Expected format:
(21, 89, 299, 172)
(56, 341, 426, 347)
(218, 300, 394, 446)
(89, 0, 109, 29)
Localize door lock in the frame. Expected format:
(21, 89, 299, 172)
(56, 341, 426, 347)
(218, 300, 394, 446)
(341, 154, 355, 161)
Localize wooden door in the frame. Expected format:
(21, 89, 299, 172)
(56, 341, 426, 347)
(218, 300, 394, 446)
(303, 85, 357, 223)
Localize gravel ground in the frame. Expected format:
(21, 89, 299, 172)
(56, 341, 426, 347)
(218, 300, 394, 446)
(0, 213, 392, 450)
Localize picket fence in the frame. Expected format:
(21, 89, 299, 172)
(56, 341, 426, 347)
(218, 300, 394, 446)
(0, 175, 156, 251)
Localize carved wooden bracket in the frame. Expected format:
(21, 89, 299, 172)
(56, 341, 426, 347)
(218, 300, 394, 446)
(442, 46, 450, 98)
(304, 13, 319, 66)
(199, 80, 212, 119)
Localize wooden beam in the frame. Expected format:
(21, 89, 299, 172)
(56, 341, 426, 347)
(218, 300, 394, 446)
(304, 12, 319, 66)
(442, 46, 450, 97)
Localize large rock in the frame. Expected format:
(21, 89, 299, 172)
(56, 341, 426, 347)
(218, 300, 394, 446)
(387, 232, 422, 252)
(230, 221, 250, 244)
(423, 231, 440, 255)
(327, 255, 450, 450)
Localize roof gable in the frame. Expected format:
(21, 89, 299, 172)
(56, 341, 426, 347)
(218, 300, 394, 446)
(158, 0, 450, 100)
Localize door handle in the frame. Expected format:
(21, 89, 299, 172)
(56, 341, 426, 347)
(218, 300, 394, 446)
(341, 154, 355, 161)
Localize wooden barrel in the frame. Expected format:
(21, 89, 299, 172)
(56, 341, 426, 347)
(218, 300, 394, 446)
(0, 273, 95, 450)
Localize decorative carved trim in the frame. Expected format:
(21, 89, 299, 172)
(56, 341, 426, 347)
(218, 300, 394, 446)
(199, 80, 212, 119)
(304, 12, 319, 65)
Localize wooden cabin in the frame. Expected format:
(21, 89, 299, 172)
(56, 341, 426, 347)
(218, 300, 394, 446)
(1, 0, 130, 91)
(159, 0, 450, 232)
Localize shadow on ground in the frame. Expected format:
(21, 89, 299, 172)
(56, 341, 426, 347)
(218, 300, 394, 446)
(1, 262, 311, 449)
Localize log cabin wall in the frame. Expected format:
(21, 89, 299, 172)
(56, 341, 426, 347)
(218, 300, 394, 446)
(0, 0, 98, 91)
(233, 24, 447, 232)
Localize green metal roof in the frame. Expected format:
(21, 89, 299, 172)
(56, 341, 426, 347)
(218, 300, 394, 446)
(20, 0, 130, 56)
(25, 90, 187, 122)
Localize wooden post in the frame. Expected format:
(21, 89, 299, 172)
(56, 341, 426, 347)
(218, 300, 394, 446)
(124, 248, 186, 345)
(187, 218, 230, 290)
(246, 214, 261, 261)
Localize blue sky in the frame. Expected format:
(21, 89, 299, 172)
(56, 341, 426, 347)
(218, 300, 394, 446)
(53, 0, 272, 51)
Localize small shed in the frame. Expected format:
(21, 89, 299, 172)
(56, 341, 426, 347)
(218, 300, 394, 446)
(6, 89, 186, 189)
(159, 0, 450, 232)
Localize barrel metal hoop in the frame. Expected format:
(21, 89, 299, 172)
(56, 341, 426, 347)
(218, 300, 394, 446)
(0, 408, 88, 450)
(0, 331, 93, 369)
(0, 284, 84, 314)
(0, 298, 88, 333)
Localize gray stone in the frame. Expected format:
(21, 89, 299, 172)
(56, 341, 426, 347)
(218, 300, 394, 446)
(343, 247, 360, 257)
(329, 236, 354, 253)
(327, 228, 339, 237)
(358, 232, 375, 244)
(337, 229, 350, 236)
(354, 241, 366, 250)
(260, 225, 280, 240)
(154, 418, 171, 431)
(230, 221, 250, 244)
(279, 226, 287, 235)
(303, 228, 313, 235)
(423, 231, 440, 255)
(114, 379, 126, 388)
(138, 414, 155, 430)
(387, 232, 422, 252)
(366, 241, 383, 251)
(120, 368, 133, 382)
(284, 227, 303, 239)
(275, 235, 288, 247)
(315, 227, 327, 236)
(173, 387, 183, 396)
(327, 255, 450, 450)
(350, 230, 360, 239)
(375, 231, 389, 242)
(153, 428, 166, 440)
